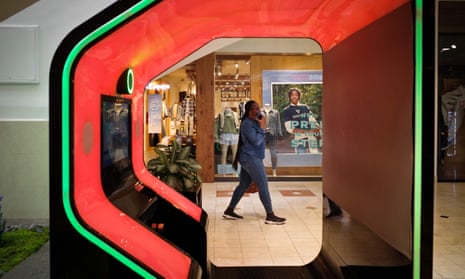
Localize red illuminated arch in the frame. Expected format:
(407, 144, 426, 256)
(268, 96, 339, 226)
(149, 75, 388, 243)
(64, 0, 411, 277)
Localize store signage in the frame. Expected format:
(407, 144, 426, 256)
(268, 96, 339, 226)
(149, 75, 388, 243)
(148, 94, 161, 133)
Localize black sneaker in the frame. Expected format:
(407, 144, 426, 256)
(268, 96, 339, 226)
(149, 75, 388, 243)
(223, 209, 243, 220)
(265, 213, 286, 225)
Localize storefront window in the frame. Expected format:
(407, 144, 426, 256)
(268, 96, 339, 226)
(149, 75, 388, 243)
(438, 2, 465, 181)
(143, 38, 323, 180)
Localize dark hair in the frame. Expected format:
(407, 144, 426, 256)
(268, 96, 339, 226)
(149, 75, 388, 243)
(287, 88, 301, 100)
(242, 100, 257, 120)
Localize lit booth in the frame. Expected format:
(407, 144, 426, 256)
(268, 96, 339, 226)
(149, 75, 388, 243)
(50, 1, 433, 279)
(50, 72, 208, 277)
(49, 2, 208, 278)
(50, 73, 208, 278)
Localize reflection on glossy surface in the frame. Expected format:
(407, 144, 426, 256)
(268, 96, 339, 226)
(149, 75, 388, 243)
(434, 183, 465, 278)
(322, 201, 411, 278)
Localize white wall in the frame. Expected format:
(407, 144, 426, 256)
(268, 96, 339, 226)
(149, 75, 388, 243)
(0, 0, 116, 120)
(0, 0, 115, 223)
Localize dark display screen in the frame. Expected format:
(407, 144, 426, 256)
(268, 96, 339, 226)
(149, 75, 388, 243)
(101, 95, 132, 196)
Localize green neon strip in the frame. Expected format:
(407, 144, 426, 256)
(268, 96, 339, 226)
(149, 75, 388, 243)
(413, 1, 423, 279)
(61, 1, 157, 278)
(127, 68, 134, 94)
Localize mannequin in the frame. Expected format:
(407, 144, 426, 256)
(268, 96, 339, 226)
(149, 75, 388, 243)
(181, 92, 196, 136)
(170, 95, 184, 135)
(169, 102, 178, 135)
(261, 103, 282, 176)
(218, 107, 239, 166)
(161, 92, 169, 137)
(238, 98, 249, 119)
(441, 84, 465, 151)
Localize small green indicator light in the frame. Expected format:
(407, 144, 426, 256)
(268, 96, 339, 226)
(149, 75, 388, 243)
(118, 68, 134, 94)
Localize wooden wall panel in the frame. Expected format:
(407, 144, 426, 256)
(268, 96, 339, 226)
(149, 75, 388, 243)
(195, 53, 216, 182)
(323, 4, 413, 258)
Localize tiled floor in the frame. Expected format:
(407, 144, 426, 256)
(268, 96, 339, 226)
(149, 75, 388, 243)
(202, 180, 465, 278)
(433, 182, 465, 279)
(202, 181, 323, 267)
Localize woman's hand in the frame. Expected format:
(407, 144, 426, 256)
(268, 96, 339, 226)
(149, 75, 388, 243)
(258, 115, 266, 129)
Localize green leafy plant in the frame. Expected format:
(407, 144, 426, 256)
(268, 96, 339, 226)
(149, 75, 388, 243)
(147, 141, 202, 192)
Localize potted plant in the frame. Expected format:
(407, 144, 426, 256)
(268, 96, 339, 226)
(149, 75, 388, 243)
(147, 141, 202, 205)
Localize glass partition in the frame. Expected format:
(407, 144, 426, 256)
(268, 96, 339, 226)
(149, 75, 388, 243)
(437, 2, 465, 181)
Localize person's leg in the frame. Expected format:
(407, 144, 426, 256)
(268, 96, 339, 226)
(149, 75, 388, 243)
(309, 135, 319, 153)
(326, 197, 342, 218)
(223, 167, 252, 219)
(230, 144, 238, 164)
(220, 144, 229, 165)
(242, 158, 286, 224)
(242, 158, 273, 213)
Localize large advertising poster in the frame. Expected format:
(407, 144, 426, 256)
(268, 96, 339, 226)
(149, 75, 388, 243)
(262, 70, 323, 167)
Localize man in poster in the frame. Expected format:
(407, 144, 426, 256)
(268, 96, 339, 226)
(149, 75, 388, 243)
(282, 88, 320, 154)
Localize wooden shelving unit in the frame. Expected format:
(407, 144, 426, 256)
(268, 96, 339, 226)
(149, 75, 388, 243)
(214, 56, 251, 102)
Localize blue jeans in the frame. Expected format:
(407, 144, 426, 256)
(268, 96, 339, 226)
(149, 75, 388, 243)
(227, 157, 273, 214)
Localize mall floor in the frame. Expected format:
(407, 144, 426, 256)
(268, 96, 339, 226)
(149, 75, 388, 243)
(202, 181, 465, 279)
(2, 181, 464, 278)
(203, 181, 323, 267)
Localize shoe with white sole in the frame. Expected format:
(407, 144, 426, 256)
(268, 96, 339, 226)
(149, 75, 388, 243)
(265, 213, 286, 225)
(223, 209, 243, 220)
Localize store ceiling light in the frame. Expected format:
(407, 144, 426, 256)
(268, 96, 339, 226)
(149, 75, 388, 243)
(440, 43, 458, 53)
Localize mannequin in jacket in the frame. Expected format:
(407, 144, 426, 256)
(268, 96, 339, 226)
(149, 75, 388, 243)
(261, 104, 282, 176)
(218, 107, 239, 165)
(181, 92, 196, 136)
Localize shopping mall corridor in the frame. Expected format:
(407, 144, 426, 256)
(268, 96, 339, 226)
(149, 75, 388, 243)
(202, 181, 465, 279)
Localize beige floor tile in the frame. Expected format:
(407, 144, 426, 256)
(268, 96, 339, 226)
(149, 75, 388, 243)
(204, 181, 465, 278)
(214, 246, 242, 258)
(205, 181, 322, 268)
(434, 182, 465, 278)
(272, 256, 304, 266)
(243, 256, 274, 266)
(213, 257, 244, 266)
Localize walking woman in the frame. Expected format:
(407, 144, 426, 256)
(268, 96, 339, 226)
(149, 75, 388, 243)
(223, 100, 286, 225)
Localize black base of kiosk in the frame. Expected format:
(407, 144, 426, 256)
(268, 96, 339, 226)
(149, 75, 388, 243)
(51, 228, 139, 278)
